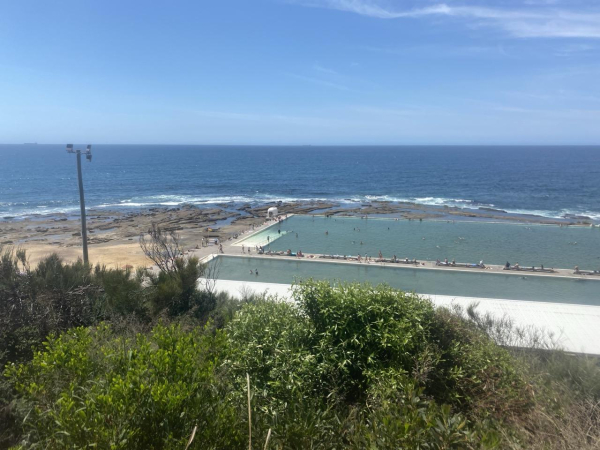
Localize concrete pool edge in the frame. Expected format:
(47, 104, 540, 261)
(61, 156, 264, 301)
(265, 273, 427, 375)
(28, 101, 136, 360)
(202, 278, 600, 356)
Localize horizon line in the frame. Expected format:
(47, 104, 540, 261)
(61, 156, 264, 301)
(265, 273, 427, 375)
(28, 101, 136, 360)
(2, 143, 600, 147)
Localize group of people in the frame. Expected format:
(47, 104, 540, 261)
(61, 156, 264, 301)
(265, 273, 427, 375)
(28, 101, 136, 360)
(504, 261, 556, 272)
(436, 258, 486, 269)
(241, 244, 256, 254)
(574, 266, 600, 275)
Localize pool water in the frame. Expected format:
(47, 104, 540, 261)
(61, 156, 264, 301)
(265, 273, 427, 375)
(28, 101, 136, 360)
(252, 215, 600, 270)
(236, 227, 289, 247)
(210, 255, 600, 305)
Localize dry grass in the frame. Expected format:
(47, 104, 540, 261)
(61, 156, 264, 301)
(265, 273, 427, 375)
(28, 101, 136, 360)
(502, 397, 600, 449)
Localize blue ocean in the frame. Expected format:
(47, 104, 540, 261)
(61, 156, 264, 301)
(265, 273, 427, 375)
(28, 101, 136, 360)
(1, 145, 599, 221)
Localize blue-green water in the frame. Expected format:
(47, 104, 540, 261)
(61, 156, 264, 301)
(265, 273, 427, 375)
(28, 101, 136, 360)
(212, 255, 600, 305)
(247, 216, 600, 270)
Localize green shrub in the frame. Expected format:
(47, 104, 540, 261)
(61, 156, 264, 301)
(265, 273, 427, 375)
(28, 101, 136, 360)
(226, 299, 317, 407)
(3, 279, 559, 449)
(6, 324, 241, 449)
(33, 253, 92, 293)
(427, 308, 533, 420)
(350, 378, 501, 449)
(223, 280, 530, 447)
(294, 281, 436, 401)
(0, 251, 104, 368)
(0, 249, 231, 448)
(145, 257, 210, 316)
(94, 265, 147, 318)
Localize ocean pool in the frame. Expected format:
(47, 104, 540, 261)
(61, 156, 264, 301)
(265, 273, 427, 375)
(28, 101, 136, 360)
(210, 255, 600, 305)
(240, 215, 600, 270)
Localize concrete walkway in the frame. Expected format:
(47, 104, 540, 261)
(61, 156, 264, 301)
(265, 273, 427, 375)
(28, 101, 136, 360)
(183, 217, 282, 261)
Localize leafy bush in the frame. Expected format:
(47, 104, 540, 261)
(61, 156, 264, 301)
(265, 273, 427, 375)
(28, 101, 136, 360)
(0, 249, 221, 448)
(94, 265, 147, 318)
(145, 256, 210, 316)
(223, 280, 530, 447)
(4, 277, 595, 449)
(294, 281, 436, 401)
(351, 379, 502, 449)
(427, 308, 533, 419)
(0, 249, 103, 368)
(6, 324, 241, 449)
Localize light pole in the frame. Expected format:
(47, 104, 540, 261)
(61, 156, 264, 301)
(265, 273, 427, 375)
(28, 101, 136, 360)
(66, 144, 92, 265)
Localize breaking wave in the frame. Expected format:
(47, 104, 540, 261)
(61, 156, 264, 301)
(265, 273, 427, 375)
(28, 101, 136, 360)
(3, 194, 599, 223)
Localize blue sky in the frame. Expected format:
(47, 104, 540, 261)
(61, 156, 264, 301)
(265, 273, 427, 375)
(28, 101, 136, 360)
(1, 0, 600, 144)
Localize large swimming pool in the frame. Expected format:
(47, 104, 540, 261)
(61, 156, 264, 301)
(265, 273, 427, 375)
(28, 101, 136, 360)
(238, 215, 600, 269)
(210, 255, 600, 305)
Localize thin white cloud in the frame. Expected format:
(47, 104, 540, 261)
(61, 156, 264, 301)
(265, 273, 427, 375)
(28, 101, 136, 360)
(492, 105, 600, 117)
(289, 1, 600, 38)
(554, 43, 596, 56)
(359, 43, 506, 57)
(286, 72, 352, 91)
(351, 106, 418, 116)
(313, 63, 338, 75)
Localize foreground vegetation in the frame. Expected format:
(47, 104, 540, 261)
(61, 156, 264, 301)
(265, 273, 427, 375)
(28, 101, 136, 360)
(1, 245, 599, 449)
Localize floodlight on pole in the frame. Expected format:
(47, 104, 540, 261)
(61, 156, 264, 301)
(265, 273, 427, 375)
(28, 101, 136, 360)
(66, 144, 92, 265)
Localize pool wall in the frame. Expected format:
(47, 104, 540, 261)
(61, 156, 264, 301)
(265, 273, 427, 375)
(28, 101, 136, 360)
(208, 255, 600, 306)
